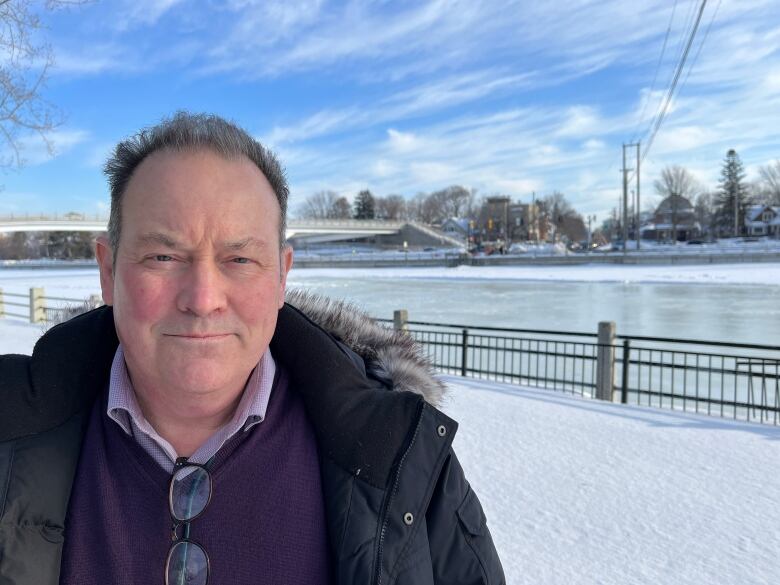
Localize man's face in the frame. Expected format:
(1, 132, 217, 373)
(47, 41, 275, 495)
(96, 149, 293, 398)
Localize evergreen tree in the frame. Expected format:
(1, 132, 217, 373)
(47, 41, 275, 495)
(714, 149, 750, 237)
(354, 189, 376, 219)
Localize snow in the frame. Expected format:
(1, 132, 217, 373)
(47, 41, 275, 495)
(293, 262, 780, 286)
(441, 375, 780, 585)
(1, 320, 778, 584)
(0, 320, 45, 353)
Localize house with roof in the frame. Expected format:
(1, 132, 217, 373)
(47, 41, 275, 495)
(440, 218, 471, 244)
(744, 205, 780, 237)
(640, 194, 700, 242)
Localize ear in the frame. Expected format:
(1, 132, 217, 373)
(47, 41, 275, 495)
(95, 235, 115, 306)
(278, 245, 294, 309)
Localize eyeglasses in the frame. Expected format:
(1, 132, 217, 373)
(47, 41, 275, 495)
(165, 459, 212, 585)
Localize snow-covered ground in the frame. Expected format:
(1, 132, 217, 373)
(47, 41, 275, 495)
(444, 375, 779, 585)
(2, 321, 778, 584)
(294, 262, 780, 286)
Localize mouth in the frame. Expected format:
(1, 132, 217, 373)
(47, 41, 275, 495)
(165, 333, 233, 341)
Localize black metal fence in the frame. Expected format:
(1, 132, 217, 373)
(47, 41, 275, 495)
(379, 318, 780, 426)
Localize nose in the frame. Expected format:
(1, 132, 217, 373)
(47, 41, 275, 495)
(176, 259, 228, 318)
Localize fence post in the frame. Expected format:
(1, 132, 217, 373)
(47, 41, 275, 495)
(596, 321, 616, 401)
(0, 287, 4, 318)
(621, 339, 631, 404)
(393, 309, 408, 331)
(461, 329, 469, 377)
(29, 287, 45, 323)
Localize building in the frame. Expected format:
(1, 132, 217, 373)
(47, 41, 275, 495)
(641, 194, 700, 242)
(744, 205, 780, 237)
(440, 218, 470, 243)
(476, 197, 541, 243)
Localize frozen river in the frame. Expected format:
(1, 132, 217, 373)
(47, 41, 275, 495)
(289, 273, 780, 345)
(1, 263, 779, 345)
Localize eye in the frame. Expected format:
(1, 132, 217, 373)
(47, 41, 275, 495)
(154, 255, 173, 262)
(231, 257, 250, 264)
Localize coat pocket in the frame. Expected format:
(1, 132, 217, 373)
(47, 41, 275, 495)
(456, 487, 505, 585)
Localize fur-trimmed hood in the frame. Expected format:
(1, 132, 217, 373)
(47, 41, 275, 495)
(285, 289, 446, 407)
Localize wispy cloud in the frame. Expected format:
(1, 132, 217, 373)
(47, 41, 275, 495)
(264, 69, 535, 146)
(116, 0, 186, 30)
(13, 129, 91, 166)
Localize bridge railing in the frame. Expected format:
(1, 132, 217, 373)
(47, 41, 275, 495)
(0, 213, 109, 222)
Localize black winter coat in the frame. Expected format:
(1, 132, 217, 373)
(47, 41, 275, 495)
(0, 296, 505, 584)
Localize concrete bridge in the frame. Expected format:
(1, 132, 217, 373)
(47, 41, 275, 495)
(0, 215, 464, 247)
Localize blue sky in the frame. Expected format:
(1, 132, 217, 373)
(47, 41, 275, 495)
(1, 0, 779, 222)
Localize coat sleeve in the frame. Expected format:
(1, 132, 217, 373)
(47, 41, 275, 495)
(425, 449, 506, 585)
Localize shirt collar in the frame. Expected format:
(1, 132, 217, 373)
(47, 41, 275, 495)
(107, 344, 276, 442)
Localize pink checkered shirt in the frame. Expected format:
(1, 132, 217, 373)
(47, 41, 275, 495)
(107, 344, 276, 473)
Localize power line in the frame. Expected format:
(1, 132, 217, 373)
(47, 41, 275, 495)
(630, 0, 679, 143)
(678, 0, 721, 95)
(635, 0, 699, 151)
(640, 0, 708, 165)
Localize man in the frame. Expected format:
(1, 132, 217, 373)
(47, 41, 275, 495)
(0, 113, 504, 584)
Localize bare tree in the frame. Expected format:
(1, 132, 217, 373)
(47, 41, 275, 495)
(405, 192, 437, 224)
(0, 1, 90, 168)
(298, 190, 340, 219)
(538, 191, 576, 241)
(0, 231, 35, 258)
(694, 192, 715, 239)
(758, 161, 780, 205)
(427, 185, 471, 221)
(375, 194, 405, 220)
(332, 196, 352, 219)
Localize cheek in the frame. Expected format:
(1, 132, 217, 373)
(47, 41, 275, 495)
(236, 286, 281, 330)
(116, 271, 174, 324)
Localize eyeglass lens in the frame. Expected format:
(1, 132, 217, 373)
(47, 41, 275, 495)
(170, 466, 211, 522)
(166, 540, 209, 585)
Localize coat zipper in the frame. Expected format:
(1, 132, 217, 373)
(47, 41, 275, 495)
(373, 405, 424, 585)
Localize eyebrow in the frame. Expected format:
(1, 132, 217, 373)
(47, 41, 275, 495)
(136, 232, 268, 251)
(224, 237, 268, 251)
(137, 232, 179, 248)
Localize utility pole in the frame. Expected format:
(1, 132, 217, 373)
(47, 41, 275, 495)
(635, 141, 641, 250)
(622, 144, 629, 254)
(621, 142, 641, 253)
(587, 214, 596, 253)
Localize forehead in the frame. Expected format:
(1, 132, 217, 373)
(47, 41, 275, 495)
(120, 148, 280, 243)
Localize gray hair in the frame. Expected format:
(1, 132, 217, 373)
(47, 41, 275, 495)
(104, 112, 288, 256)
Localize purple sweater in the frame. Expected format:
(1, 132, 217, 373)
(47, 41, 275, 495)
(59, 368, 332, 584)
